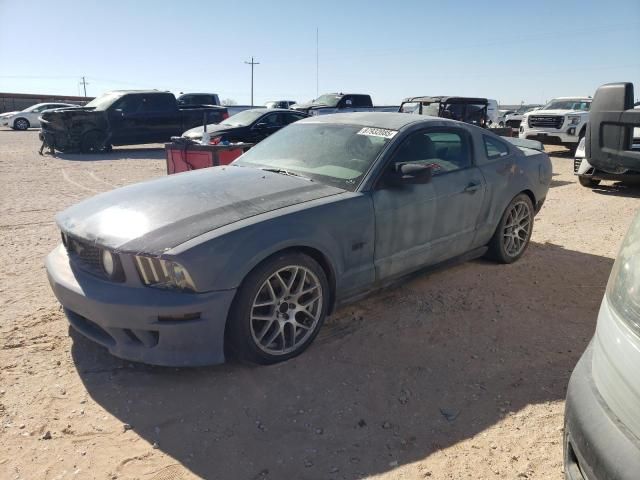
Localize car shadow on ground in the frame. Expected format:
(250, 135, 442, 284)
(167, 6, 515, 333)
(71, 241, 612, 479)
(549, 173, 573, 188)
(589, 182, 640, 198)
(48, 147, 166, 162)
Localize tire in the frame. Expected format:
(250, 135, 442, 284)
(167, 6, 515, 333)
(226, 251, 330, 364)
(486, 193, 534, 264)
(13, 118, 30, 130)
(578, 176, 600, 188)
(80, 130, 106, 153)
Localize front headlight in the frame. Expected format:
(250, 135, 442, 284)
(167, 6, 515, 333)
(102, 250, 115, 276)
(134, 255, 197, 292)
(568, 115, 582, 125)
(606, 212, 640, 336)
(575, 137, 586, 158)
(308, 109, 319, 116)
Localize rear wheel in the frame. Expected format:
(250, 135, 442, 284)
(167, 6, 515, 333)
(13, 118, 30, 130)
(578, 176, 600, 188)
(486, 193, 534, 264)
(226, 252, 329, 364)
(80, 130, 106, 153)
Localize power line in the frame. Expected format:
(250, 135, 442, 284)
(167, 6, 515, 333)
(244, 56, 260, 107)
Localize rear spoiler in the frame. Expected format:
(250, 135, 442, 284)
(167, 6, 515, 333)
(586, 82, 640, 170)
(503, 137, 545, 152)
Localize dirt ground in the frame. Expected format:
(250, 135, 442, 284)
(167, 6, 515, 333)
(1, 129, 638, 480)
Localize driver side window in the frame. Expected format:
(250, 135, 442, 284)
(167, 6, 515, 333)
(391, 129, 471, 175)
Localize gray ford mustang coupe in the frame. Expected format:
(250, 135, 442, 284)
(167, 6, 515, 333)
(46, 113, 552, 366)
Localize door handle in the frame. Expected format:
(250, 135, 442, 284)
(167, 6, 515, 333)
(463, 182, 481, 194)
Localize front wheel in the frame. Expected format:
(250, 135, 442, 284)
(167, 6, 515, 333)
(226, 252, 329, 364)
(578, 176, 600, 188)
(13, 118, 30, 130)
(486, 193, 534, 264)
(80, 130, 106, 153)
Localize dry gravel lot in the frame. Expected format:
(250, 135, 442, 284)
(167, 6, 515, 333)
(1, 128, 639, 480)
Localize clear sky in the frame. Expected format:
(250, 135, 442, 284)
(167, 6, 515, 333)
(1, 0, 639, 106)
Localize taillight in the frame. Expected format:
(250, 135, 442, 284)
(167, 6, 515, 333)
(222, 111, 229, 120)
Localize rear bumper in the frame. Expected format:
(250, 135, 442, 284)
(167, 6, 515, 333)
(46, 245, 236, 366)
(564, 344, 640, 480)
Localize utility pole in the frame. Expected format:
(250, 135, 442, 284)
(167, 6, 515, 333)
(244, 57, 260, 107)
(79, 76, 89, 97)
(316, 27, 319, 98)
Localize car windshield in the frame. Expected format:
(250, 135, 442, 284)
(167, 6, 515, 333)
(312, 94, 341, 107)
(84, 92, 123, 110)
(220, 109, 265, 127)
(233, 123, 393, 191)
(542, 99, 591, 111)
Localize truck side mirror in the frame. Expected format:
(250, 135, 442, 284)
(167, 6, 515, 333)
(586, 82, 640, 171)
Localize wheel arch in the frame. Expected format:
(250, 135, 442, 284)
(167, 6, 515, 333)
(13, 116, 30, 128)
(236, 245, 338, 315)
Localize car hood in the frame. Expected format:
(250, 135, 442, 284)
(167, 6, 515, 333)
(524, 109, 588, 117)
(56, 166, 345, 254)
(182, 123, 239, 138)
(0, 111, 19, 118)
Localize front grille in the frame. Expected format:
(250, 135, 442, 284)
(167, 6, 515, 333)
(65, 236, 103, 273)
(506, 119, 522, 129)
(529, 115, 564, 129)
(573, 158, 581, 173)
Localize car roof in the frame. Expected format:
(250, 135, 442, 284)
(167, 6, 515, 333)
(298, 112, 456, 130)
(179, 93, 218, 96)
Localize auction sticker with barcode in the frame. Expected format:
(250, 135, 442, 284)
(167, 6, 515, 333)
(357, 127, 398, 139)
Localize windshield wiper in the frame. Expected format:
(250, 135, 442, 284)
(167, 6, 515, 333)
(260, 168, 312, 181)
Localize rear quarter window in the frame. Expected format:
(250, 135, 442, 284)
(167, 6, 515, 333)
(483, 135, 510, 161)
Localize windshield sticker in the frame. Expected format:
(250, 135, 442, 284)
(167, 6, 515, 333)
(357, 127, 398, 139)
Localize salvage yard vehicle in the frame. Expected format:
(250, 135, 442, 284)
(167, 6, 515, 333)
(574, 91, 640, 188)
(291, 93, 374, 115)
(177, 92, 221, 106)
(46, 112, 551, 366)
(2, 102, 78, 130)
(504, 105, 542, 130)
(39, 90, 229, 153)
(519, 97, 591, 152)
(182, 108, 308, 144)
(399, 96, 489, 128)
(265, 100, 297, 109)
(564, 82, 640, 480)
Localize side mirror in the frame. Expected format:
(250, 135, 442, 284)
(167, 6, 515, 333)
(385, 163, 432, 187)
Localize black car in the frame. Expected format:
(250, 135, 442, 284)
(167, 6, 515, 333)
(182, 108, 308, 144)
(39, 90, 228, 153)
(399, 96, 489, 127)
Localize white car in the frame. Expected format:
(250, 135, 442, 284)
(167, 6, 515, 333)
(519, 97, 591, 151)
(2, 102, 77, 130)
(564, 210, 640, 480)
(504, 106, 541, 130)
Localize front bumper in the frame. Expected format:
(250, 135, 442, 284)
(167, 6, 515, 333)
(520, 127, 581, 145)
(564, 344, 640, 480)
(574, 158, 640, 183)
(46, 245, 236, 366)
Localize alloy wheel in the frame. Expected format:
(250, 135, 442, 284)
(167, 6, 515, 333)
(250, 265, 323, 355)
(502, 200, 532, 257)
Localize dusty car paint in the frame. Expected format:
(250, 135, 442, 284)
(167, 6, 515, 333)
(46, 112, 551, 366)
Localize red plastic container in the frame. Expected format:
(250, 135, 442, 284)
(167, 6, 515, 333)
(165, 142, 253, 174)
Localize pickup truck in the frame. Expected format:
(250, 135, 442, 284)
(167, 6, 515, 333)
(519, 97, 591, 152)
(290, 93, 374, 115)
(39, 90, 228, 153)
(177, 93, 221, 106)
(399, 96, 489, 128)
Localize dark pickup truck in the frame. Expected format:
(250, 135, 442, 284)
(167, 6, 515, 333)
(40, 90, 228, 153)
